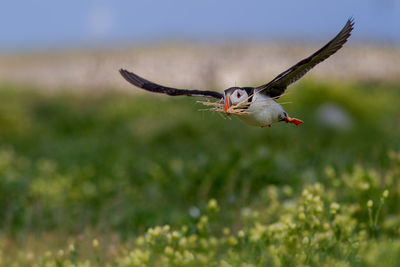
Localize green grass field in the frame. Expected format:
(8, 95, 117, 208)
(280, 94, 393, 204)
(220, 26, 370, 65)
(0, 80, 400, 266)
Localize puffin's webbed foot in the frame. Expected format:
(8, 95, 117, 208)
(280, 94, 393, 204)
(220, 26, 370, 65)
(285, 116, 303, 125)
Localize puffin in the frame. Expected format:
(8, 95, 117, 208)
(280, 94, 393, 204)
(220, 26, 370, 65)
(120, 18, 354, 128)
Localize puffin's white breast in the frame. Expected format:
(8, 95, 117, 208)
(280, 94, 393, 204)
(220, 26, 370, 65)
(235, 93, 286, 126)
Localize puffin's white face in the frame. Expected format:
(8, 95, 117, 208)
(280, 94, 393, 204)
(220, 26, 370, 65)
(230, 89, 248, 104)
(224, 88, 248, 113)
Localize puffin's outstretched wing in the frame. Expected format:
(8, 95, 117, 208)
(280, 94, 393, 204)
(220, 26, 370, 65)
(256, 18, 354, 98)
(119, 69, 223, 99)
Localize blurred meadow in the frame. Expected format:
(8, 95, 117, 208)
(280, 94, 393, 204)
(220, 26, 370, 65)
(1, 1, 400, 266)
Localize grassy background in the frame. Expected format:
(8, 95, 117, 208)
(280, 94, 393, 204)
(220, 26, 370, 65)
(0, 80, 400, 265)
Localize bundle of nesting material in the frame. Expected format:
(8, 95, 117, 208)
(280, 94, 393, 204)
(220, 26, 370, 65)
(197, 96, 253, 119)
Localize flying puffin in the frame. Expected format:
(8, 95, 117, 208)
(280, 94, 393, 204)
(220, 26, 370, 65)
(120, 18, 354, 128)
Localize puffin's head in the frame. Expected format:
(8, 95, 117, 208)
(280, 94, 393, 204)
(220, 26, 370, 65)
(223, 87, 249, 113)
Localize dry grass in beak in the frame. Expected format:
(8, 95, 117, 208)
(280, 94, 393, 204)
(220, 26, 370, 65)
(197, 97, 253, 116)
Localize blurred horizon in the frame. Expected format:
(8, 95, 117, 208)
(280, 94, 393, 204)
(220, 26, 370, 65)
(1, 0, 400, 53)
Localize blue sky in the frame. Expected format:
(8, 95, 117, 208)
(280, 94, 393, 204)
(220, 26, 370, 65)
(1, 0, 399, 52)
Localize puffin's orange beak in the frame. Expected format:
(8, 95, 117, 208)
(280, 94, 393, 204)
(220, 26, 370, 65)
(224, 94, 232, 113)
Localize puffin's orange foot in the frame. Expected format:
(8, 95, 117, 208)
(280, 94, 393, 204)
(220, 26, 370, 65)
(285, 116, 303, 126)
(261, 124, 272, 128)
